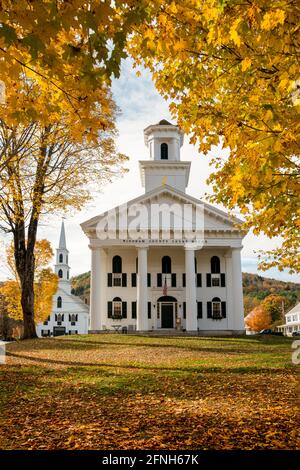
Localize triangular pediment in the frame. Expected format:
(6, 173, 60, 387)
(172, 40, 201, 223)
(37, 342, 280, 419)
(81, 185, 244, 238)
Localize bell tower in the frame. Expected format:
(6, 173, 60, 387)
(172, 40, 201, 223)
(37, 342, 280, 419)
(139, 120, 190, 193)
(54, 220, 71, 293)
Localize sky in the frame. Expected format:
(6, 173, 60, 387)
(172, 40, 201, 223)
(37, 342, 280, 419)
(0, 59, 299, 284)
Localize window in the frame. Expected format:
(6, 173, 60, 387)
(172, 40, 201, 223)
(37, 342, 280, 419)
(212, 275, 220, 287)
(112, 255, 122, 273)
(113, 273, 122, 286)
(212, 297, 222, 319)
(112, 256, 122, 286)
(56, 313, 64, 325)
(162, 256, 171, 274)
(59, 253, 63, 263)
(57, 296, 62, 308)
(194, 257, 197, 273)
(112, 297, 122, 319)
(58, 269, 63, 278)
(132, 301, 137, 319)
(211, 256, 220, 274)
(160, 143, 168, 160)
(67, 271, 69, 280)
(69, 314, 78, 325)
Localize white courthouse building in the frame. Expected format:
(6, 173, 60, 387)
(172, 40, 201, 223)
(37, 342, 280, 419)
(36, 221, 89, 337)
(81, 120, 245, 334)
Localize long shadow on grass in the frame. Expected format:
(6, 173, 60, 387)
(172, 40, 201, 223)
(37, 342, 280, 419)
(6, 351, 291, 375)
(7, 336, 290, 356)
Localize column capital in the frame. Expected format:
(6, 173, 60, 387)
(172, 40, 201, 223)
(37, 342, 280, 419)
(231, 246, 243, 252)
(184, 243, 197, 251)
(88, 244, 104, 250)
(135, 244, 149, 250)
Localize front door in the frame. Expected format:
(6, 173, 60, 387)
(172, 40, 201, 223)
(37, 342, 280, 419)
(53, 326, 66, 337)
(161, 304, 174, 328)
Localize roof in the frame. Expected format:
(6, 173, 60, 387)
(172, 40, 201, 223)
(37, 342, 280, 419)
(58, 220, 67, 250)
(158, 119, 173, 125)
(285, 302, 300, 317)
(81, 184, 245, 235)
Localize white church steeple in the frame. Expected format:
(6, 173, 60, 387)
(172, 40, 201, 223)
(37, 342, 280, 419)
(54, 220, 71, 292)
(139, 120, 190, 193)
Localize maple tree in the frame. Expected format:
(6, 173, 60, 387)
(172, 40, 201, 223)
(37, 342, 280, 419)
(245, 305, 272, 332)
(0, 76, 127, 338)
(0, 0, 149, 145)
(1, 1, 298, 275)
(0, 240, 58, 325)
(128, 0, 300, 273)
(261, 294, 285, 323)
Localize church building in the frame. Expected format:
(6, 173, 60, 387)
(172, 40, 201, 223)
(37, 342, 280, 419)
(36, 221, 89, 337)
(81, 120, 245, 334)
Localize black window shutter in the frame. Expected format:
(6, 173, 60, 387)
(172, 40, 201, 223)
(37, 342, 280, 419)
(157, 273, 162, 287)
(122, 273, 127, 287)
(182, 273, 186, 287)
(55, 314, 57, 321)
(221, 273, 226, 287)
(207, 302, 212, 318)
(131, 273, 137, 287)
(183, 302, 186, 319)
(197, 273, 202, 287)
(108, 301, 112, 318)
(206, 273, 211, 287)
(76, 314, 78, 321)
(131, 301, 137, 319)
(221, 302, 226, 318)
(197, 302, 203, 319)
(147, 302, 151, 319)
(68, 314, 71, 321)
(122, 302, 127, 318)
(107, 273, 112, 287)
(147, 273, 151, 287)
(171, 273, 176, 287)
(62, 314, 64, 321)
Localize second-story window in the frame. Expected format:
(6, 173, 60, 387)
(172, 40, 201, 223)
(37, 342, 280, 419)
(162, 256, 171, 274)
(112, 255, 122, 286)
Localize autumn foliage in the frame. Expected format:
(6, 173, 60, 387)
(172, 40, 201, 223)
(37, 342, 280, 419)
(245, 306, 272, 332)
(128, 0, 300, 273)
(0, 240, 58, 324)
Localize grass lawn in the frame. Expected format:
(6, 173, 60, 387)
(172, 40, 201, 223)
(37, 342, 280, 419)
(0, 334, 298, 450)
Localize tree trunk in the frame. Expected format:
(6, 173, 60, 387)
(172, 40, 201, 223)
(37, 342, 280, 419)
(14, 221, 38, 340)
(20, 264, 37, 339)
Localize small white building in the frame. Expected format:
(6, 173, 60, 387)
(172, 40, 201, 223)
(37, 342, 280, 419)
(277, 302, 300, 336)
(81, 120, 246, 335)
(36, 221, 89, 337)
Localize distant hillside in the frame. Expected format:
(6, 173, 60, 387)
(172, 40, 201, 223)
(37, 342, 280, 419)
(71, 271, 300, 313)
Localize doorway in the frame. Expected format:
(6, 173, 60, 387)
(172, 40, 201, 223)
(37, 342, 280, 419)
(157, 296, 177, 329)
(161, 304, 174, 328)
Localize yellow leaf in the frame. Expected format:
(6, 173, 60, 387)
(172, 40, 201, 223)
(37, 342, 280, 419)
(241, 58, 252, 71)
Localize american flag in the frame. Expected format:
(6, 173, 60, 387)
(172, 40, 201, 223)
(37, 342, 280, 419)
(163, 276, 167, 296)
